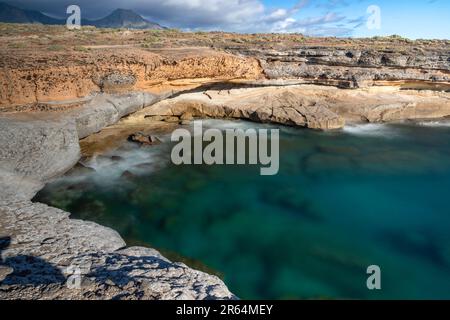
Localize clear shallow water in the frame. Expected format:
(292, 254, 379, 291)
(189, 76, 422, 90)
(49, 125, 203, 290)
(35, 120, 450, 299)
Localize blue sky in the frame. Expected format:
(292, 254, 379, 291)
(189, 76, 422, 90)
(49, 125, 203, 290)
(260, 0, 450, 38)
(12, 0, 450, 38)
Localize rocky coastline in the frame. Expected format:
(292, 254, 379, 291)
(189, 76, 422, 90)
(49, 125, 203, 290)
(0, 90, 237, 300)
(1, 28, 450, 300)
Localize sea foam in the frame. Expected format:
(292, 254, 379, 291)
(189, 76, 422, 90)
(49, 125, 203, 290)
(342, 123, 398, 138)
(417, 120, 450, 127)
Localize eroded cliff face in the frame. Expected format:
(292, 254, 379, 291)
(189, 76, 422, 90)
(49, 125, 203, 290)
(1, 27, 450, 300)
(1, 33, 449, 110)
(125, 85, 450, 130)
(228, 46, 450, 89)
(0, 48, 263, 108)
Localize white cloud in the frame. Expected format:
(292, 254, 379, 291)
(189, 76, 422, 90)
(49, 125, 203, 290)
(271, 18, 299, 33)
(267, 9, 288, 20)
(268, 11, 347, 34)
(12, 0, 356, 36)
(297, 12, 345, 26)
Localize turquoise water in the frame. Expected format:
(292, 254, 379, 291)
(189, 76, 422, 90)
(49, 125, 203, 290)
(35, 120, 450, 299)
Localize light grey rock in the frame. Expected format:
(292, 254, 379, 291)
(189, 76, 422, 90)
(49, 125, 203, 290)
(0, 117, 80, 202)
(0, 202, 126, 264)
(118, 247, 171, 263)
(0, 90, 235, 300)
(74, 98, 120, 139)
(0, 266, 13, 282)
(0, 170, 44, 203)
(0, 202, 234, 300)
(74, 92, 159, 139)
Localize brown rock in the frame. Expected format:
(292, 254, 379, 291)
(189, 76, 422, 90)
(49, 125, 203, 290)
(145, 84, 449, 130)
(162, 116, 181, 123)
(180, 112, 194, 121)
(128, 132, 162, 146)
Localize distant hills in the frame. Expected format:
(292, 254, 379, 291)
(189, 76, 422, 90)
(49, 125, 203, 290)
(0, 2, 63, 25)
(91, 8, 164, 29)
(0, 2, 165, 29)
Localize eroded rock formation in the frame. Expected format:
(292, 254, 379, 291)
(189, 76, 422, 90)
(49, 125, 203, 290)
(132, 85, 450, 130)
(227, 45, 450, 89)
(1, 28, 450, 300)
(0, 90, 235, 300)
(0, 202, 233, 300)
(0, 48, 263, 108)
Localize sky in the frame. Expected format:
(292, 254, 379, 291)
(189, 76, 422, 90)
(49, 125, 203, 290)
(8, 0, 450, 38)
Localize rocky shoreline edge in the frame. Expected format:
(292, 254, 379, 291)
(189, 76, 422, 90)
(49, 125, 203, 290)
(1, 79, 450, 299)
(0, 90, 239, 300)
(1, 27, 450, 300)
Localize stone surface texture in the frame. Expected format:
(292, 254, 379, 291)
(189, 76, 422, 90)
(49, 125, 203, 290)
(0, 32, 449, 300)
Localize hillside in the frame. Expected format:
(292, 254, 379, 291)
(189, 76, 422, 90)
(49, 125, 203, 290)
(90, 8, 164, 29)
(0, 3, 164, 29)
(0, 2, 63, 25)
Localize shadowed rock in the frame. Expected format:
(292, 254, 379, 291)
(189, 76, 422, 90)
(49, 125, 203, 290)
(128, 132, 162, 146)
(0, 203, 235, 300)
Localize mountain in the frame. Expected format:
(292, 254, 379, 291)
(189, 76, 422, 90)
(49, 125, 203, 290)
(0, 2, 63, 25)
(0, 3, 165, 29)
(89, 9, 164, 30)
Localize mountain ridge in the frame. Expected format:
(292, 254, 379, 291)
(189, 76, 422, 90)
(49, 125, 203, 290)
(0, 2, 165, 29)
(90, 8, 165, 29)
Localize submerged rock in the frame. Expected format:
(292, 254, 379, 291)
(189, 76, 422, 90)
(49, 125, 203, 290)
(134, 162, 155, 170)
(121, 170, 137, 181)
(66, 163, 96, 177)
(111, 155, 124, 162)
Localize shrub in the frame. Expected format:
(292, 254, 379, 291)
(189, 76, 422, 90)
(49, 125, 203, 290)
(73, 46, 89, 52)
(8, 42, 26, 49)
(47, 44, 64, 51)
